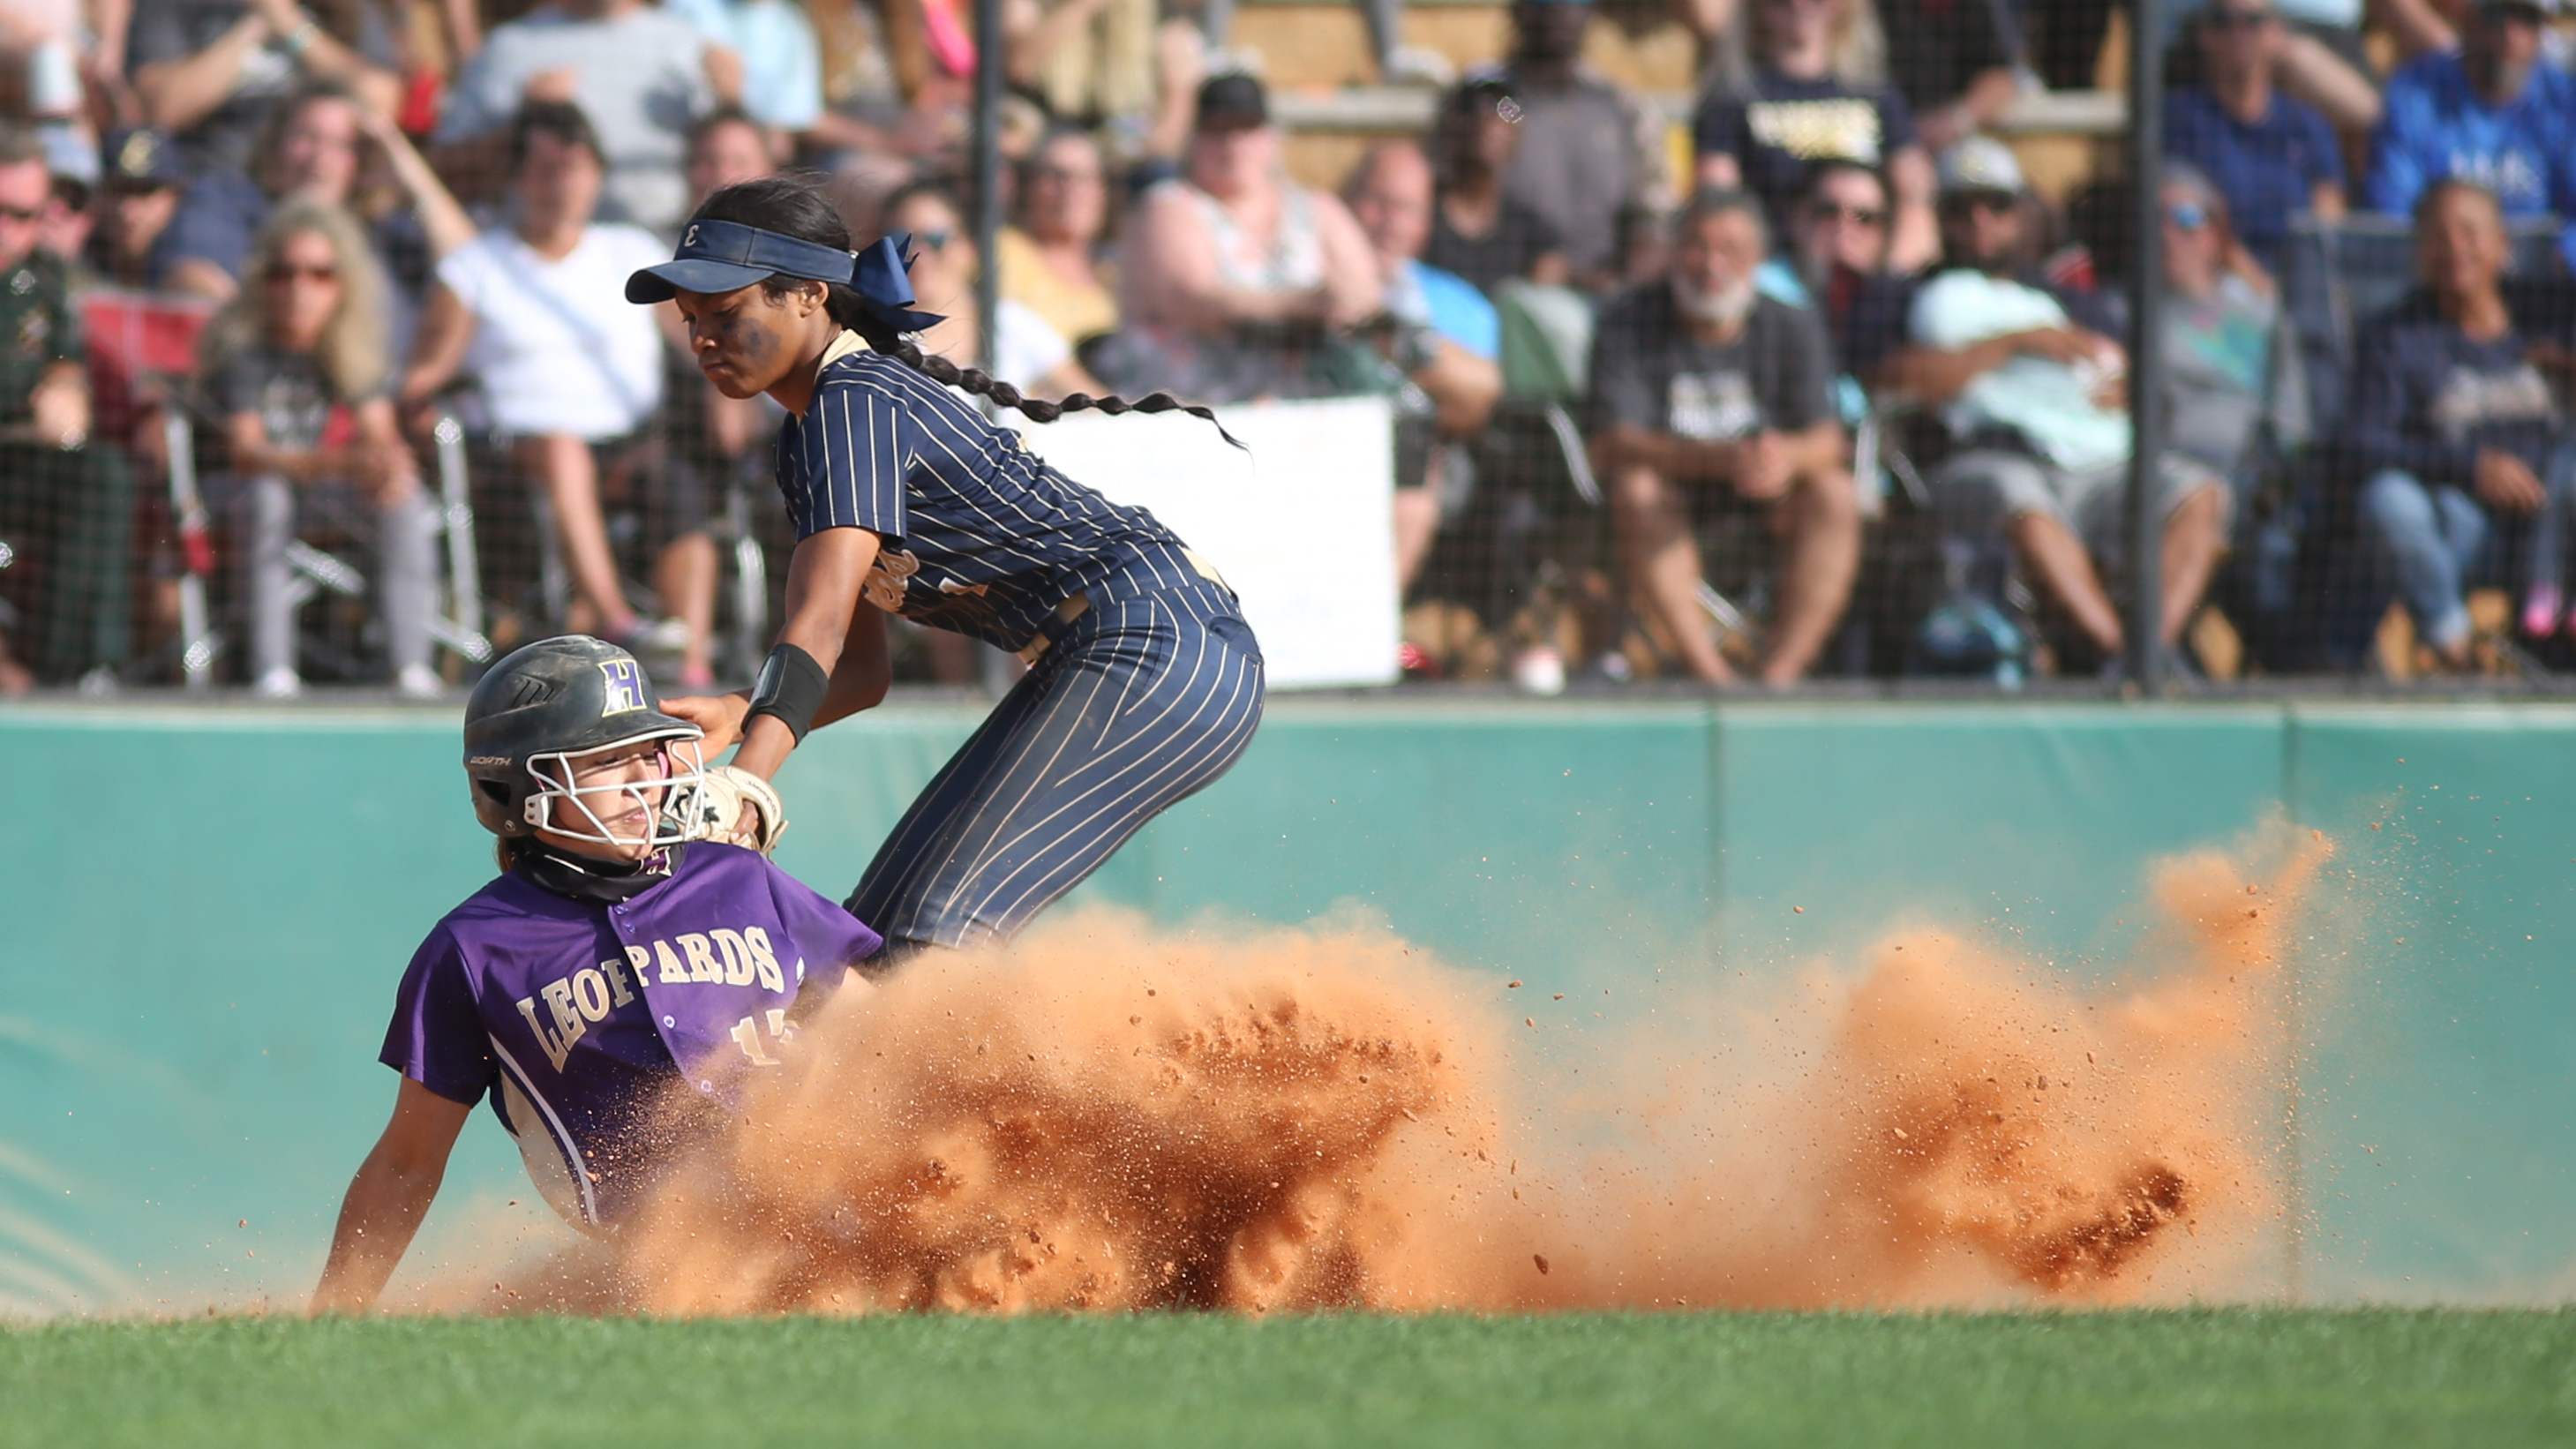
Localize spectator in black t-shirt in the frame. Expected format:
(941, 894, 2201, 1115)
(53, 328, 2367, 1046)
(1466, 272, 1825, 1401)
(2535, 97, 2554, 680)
(200, 201, 438, 697)
(2354, 180, 2566, 669)
(1588, 188, 1860, 684)
(1693, 0, 1937, 273)
(1422, 77, 1571, 296)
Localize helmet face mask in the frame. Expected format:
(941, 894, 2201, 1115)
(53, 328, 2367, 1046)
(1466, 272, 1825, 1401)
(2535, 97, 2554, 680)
(462, 635, 710, 850)
(521, 730, 710, 854)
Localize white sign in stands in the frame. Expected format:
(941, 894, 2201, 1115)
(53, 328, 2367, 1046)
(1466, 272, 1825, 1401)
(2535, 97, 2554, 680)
(1005, 394, 1399, 690)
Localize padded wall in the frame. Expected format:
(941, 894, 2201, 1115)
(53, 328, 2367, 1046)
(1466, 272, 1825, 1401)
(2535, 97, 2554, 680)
(1, 700, 2566, 1313)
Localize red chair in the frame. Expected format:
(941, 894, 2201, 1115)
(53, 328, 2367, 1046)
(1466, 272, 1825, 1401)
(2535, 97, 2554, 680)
(83, 289, 220, 686)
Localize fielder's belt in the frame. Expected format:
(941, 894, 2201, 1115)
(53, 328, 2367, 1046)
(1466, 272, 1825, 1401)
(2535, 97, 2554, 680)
(1017, 549, 1231, 665)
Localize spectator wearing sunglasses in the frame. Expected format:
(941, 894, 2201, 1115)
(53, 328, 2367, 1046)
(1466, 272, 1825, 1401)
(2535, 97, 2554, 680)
(1876, 139, 2231, 668)
(1692, 0, 1939, 274)
(2163, 0, 2347, 278)
(2158, 164, 2302, 496)
(887, 179, 1105, 402)
(201, 202, 439, 698)
(0, 124, 134, 694)
(2369, 0, 2576, 272)
(1791, 157, 1919, 386)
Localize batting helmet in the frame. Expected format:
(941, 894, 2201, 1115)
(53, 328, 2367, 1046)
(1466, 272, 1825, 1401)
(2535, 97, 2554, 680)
(463, 635, 706, 846)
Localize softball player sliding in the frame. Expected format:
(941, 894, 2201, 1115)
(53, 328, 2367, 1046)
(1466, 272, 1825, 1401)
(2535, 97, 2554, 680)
(310, 635, 882, 1314)
(626, 175, 1265, 963)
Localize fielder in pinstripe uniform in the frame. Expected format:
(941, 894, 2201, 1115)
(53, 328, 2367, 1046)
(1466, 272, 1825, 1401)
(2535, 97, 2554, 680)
(627, 175, 1266, 962)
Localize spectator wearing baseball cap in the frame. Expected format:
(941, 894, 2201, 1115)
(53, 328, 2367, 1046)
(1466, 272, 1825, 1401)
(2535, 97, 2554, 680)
(85, 128, 187, 290)
(1872, 137, 2232, 668)
(1491, 0, 1671, 291)
(1104, 72, 1380, 401)
(2368, 0, 2576, 271)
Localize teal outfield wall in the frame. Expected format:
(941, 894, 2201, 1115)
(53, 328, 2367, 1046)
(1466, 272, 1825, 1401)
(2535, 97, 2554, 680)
(2, 699, 2570, 1313)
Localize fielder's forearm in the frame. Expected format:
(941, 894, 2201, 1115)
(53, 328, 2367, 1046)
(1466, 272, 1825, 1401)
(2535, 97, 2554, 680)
(733, 527, 884, 779)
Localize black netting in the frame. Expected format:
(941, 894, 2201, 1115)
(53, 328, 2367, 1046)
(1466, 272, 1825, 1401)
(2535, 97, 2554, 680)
(1, 0, 2567, 694)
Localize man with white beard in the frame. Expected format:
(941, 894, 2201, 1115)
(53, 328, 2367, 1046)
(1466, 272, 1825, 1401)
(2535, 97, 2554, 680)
(1588, 187, 1859, 686)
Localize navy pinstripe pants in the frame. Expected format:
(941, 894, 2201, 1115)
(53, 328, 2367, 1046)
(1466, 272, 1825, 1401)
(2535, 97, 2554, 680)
(845, 577, 1265, 954)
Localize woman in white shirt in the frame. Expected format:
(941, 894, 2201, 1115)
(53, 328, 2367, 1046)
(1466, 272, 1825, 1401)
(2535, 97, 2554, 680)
(403, 100, 717, 687)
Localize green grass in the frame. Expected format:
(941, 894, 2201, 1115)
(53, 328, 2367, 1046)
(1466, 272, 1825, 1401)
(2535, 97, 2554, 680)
(4, 1309, 2570, 1447)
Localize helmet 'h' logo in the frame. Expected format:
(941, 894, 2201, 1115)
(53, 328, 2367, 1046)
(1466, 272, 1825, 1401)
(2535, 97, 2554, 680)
(598, 659, 646, 715)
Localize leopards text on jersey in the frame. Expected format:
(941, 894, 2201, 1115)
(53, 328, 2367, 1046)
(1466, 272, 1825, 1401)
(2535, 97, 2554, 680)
(379, 843, 881, 1229)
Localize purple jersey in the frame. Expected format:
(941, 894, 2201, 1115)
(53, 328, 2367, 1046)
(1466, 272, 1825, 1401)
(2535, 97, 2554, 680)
(380, 843, 882, 1229)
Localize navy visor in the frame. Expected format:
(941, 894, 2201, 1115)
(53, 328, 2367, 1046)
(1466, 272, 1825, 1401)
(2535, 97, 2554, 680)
(626, 221, 945, 332)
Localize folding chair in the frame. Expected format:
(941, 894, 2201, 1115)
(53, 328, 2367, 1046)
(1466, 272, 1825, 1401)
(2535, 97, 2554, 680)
(715, 451, 770, 679)
(505, 425, 769, 685)
(81, 289, 219, 687)
(1487, 281, 1768, 663)
(265, 416, 492, 678)
(89, 289, 492, 687)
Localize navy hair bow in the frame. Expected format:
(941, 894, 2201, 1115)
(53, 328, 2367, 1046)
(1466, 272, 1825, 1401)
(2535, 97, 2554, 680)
(852, 232, 946, 334)
(627, 221, 947, 335)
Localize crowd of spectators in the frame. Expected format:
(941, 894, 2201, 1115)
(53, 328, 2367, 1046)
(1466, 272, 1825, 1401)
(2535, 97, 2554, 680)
(4, 0, 2576, 694)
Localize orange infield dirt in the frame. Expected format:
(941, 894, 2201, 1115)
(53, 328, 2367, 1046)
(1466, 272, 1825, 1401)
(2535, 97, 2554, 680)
(483, 829, 2332, 1316)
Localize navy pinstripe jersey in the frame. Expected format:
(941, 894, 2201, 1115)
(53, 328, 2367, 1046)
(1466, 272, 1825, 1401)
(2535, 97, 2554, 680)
(774, 341, 1203, 651)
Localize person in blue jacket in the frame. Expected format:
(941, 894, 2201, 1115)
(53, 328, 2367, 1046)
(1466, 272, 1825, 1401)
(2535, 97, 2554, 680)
(2367, 0, 2576, 272)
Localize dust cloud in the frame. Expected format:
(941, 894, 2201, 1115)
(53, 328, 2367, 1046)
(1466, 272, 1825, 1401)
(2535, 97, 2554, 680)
(481, 828, 2331, 1316)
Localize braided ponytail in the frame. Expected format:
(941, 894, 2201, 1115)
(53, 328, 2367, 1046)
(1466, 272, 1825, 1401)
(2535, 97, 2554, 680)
(693, 174, 1243, 449)
(882, 337, 1244, 448)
